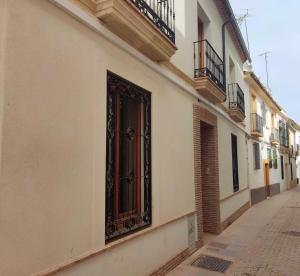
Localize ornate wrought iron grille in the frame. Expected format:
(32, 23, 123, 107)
(193, 40, 225, 92)
(228, 83, 245, 114)
(251, 113, 263, 135)
(130, 0, 175, 43)
(106, 71, 152, 242)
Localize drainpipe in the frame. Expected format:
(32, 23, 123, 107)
(222, 17, 234, 102)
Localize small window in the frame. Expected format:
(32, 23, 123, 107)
(253, 142, 261, 170)
(105, 72, 152, 242)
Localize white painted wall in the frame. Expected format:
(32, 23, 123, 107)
(172, 0, 251, 134)
(247, 91, 287, 191)
(218, 116, 248, 198)
(218, 114, 249, 222)
(171, 0, 198, 78)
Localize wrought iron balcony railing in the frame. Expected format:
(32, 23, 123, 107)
(251, 113, 264, 135)
(279, 135, 288, 147)
(193, 40, 225, 92)
(228, 83, 245, 114)
(130, 0, 175, 43)
(279, 120, 289, 147)
(270, 128, 280, 143)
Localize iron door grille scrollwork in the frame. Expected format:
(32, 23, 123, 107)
(106, 71, 152, 242)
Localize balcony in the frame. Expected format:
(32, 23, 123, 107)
(270, 129, 280, 146)
(279, 135, 289, 154)
(251, 113, 264, 138)
(228, 83, 245, 122)
(193, 40, 226, 103)
(92, 0, 177, 61)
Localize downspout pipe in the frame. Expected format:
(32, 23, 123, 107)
(222, 17, 234, 102)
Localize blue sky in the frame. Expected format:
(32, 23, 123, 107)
(230, 0, 300, 122)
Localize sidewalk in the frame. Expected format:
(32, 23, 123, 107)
(167, 186, 300, 276)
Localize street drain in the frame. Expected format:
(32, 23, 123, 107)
(191, 255, 232, 273)
(282, 231, 300, 237)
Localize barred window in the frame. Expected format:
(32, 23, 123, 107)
(253, 142, 261, 170)
(273, 149, 278, 169)
(267, 148, 272, 168)
(231, 134, 239, 192)
(281, 155, 284, 180)
(105, 72, 152, 242)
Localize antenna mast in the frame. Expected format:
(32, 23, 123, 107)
(236, 9, 252, 57)
(259, 51, 272, 91)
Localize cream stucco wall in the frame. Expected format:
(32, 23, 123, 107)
(171, 0, 198, 78)
(248, 91, 290, 192)
(55, 216, 191, 276)
(218, 114, 249, 222)
(248, 141, 263, 189)
(248, 141, 283, 190)
(218, 116, 248, 199)
(220, 188, 249, 222)
(0, 0, 197, 275)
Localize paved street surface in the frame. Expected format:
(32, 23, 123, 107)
(167, 186, 300, 276)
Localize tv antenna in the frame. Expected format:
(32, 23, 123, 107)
(236, 9, 253, 57)
(259, 51, 271, 91)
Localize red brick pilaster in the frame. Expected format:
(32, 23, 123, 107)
(193, 105, 221, 242)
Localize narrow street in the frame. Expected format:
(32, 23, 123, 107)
(168, 187, 300, 276)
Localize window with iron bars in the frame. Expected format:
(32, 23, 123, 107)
(253, 142, 261, 170)
(273, 149, 278, 169)
(105, 72, 152, 242)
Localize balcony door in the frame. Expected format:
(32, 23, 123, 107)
(198, 18, 204, 69)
